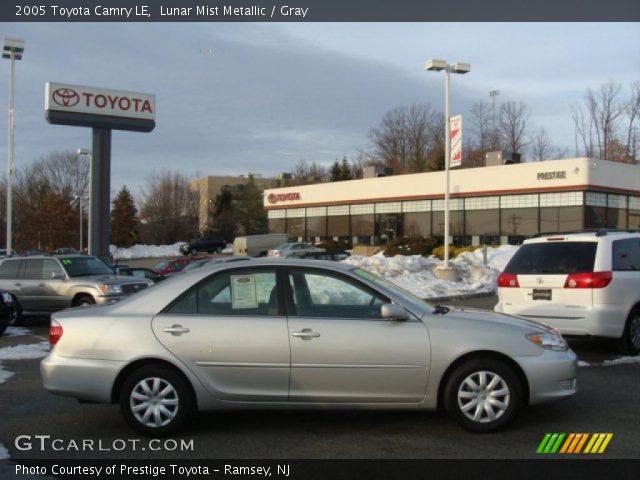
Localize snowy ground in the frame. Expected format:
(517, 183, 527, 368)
(3, 326, 33, 337)
(0, 342, 50, 360)
(110, 242, 234, 260)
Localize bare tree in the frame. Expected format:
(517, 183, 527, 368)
(498, 100, 531, 155)
(31, 151, 89, 199)
(624, 81, 640, 161)
(585, 80, 624, 160)
(139, 171, 199, 245)
(368, 104, 442, 174)
(290, 159, 328, 186)
(470, 101, 492, 152)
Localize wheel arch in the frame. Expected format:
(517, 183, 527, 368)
(110, 357, 198, 409)
(436, 350, 531, 410)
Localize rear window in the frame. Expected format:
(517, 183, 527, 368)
(504, 242, 597, 274)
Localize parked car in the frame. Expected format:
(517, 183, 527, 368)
(0, 249, 17, 258)
(51, 247, 81, 255)
(267, 242, 325, 258)
(0, 290, 16, 336)
(297, 250, 350, 261)
(0, 255, 153, 325)
(179, 235, 227, 255)
(495, 230, 640, 355)
(116, 267, 167, 283)
(233, 234, 289, 257)
(42, 258, 576, 436)
(152, 256, 208, 276)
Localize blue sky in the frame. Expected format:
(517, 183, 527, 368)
(0, 22, 638, 199)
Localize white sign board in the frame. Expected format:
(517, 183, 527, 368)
(45, 82, 156, 132)
(450, 114, 462, 168)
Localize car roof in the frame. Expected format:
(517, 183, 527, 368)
(525, 230, 640, 244)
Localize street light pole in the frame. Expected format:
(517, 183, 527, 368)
(425, 59, 470, 277)
(3, 37, 24, 255)
(490, 90, 500, 146)
(77, 148, 90, 252)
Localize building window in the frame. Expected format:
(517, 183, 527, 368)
(432, 198, 464, 211)
(500, 194, 538, 209)
(539, 191, 583, 207)
(466, 210, 500, 235)
(540, 206, 584, 233)
(328, 216, 349, 237)
(629, 210, 640, 229)
(268, 218, 286, 233)
(465, 196, 500, 210)
(403, 200, 430, 212)
(375, 213, 402, 243)
(375, 202, 402, 214)
(585, 206, 607, 228)
(433, 211, 464, 236)
(403, 212, 431, 236)
(350, 204, 374, 215)
(306, 216, 326, 237)
(328, 205, 349, 216)
(287, 217, 305, 238)
(586, 192, 607, 207)
(351, 214, 374, 236)
(501, 207, 538, 236)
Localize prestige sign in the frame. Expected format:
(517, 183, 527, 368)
(267, 192, 301, 204)
(45, 82, 155, 132)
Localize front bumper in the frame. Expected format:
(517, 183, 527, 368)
(515, 348, 577, 405)
(94, 294, 127, 306)
(41, 352, 124, 403)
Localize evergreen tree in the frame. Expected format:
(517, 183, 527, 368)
(235, 175, 267, 235)
(110, 186, 139, 247)
(209, 188, 237, 241)
(329, 160, 342, 181)
(339, 156, 353, 180)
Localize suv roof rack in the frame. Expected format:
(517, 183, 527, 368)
(530, 228, 640, 239)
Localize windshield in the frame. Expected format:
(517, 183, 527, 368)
(153, 260, 170, 270)
(60, 257, 115, 277)
(352, 268, 432, 315)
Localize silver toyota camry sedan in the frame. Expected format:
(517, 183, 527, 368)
(41, 259, 577, 436)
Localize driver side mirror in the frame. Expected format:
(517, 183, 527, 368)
(381, 303, 409, 321)
(51, 271, 65, 280)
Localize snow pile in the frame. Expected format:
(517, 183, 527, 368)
(0, 342, 50, 360)
(110, 242, 185, 260)
(602, 356, 640, 366)
(0, 442, 9, 460)
(0, 364, 14, 384)
(578, 361, 591, 367)
(3, 326, 33, 337)
(343, 245, 519, 299)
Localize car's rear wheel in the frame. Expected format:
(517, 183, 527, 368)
(120, 365, 194, 436)
(444, 358, 521, 433)
(617, 308, 640, 356)
(73, 295, 95, 307)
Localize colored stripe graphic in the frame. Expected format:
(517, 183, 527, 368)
(538, 433, 613, 454)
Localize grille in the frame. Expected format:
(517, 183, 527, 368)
(121, 283, 149, 295)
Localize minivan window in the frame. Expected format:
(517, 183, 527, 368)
(612, 238, 640, 271)
(504, 242, 597, 274)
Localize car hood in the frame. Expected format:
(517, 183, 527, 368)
(442, 307, 554, 333)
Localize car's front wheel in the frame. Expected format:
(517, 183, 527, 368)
(444, 358, 521, 433)
(120, 365, 194, 436)
(8, 296, 24, 326)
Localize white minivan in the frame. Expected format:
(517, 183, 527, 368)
(495, 231, 640, 355)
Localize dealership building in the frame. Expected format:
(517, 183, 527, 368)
(263, 157, 640, 246)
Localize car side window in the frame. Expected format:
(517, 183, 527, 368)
(42, 259, 64, 279)
(613, 239, 640, 271)
(165, 268, 279, 316)
(23, 259, 44, 280)
(0, 259, 22, 279)
(288, 269, 387, 319)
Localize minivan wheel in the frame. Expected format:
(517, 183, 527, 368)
(617, 309, 640, 356)
(120, 365, 194, 436)
(444, 358, 521, 433)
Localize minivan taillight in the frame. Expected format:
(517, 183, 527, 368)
(49, 319, 63, 346)
(497, 272, 520, 288)
(564, 271, 612, 289)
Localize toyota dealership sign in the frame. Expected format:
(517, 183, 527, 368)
(45, 82, 155, 132)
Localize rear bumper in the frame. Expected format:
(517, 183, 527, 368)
(514, 348, 578, 405)
(41, 352, 124, 403)
(495, 302, 626, 339)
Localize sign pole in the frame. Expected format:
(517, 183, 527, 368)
(89, 128, 111, 259)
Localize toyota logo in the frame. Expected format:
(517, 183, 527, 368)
(267, 193, 277, 204)
(52, 88, 80, 107)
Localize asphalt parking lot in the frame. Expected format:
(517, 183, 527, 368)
(1, 294, 639, 464)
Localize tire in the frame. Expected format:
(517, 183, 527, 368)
(119, 365, 194, 437)
(8, 296, 24, 326)
(617, 308, 640, 356)
(444, 357, 522, 433)
(0, 316, 8, 336)
(73, 295, 95, 307)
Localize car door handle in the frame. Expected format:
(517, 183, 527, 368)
(163, 325, 190, 336)
(292, 329, 320, 339)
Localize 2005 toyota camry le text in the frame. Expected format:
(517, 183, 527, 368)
(41, 258, 577, 436)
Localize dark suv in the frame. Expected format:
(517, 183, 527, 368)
(180, 235, 226, 255)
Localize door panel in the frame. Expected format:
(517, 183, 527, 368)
(286, 268, 429, 403)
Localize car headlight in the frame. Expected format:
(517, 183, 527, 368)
(98, 284, 123, 295)
(526, 331, 568, 351)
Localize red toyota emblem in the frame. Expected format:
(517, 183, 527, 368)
(267, 193, 277, 204)
(52, 88, 80, 107)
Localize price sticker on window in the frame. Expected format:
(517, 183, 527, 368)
(230, 275, 258, 309)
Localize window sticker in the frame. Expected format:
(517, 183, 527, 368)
(61, 259, 73, 266)
(231, 274, 258, 309)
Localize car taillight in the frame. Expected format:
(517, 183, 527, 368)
(564, 271, 612, 289)
(49, 319, 63, 346)
(497, 272, 519, 288)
